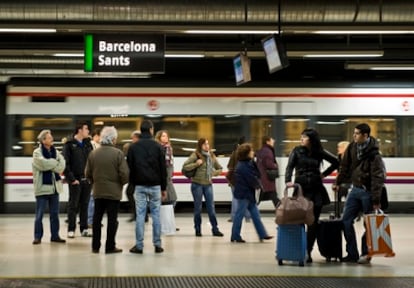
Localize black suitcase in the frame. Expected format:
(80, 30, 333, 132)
(316, 189, 344, 262)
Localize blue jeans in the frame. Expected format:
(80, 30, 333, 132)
(87, 192, 94, 226)
(34, 193, 60, 240)
(342, 186, 372, 259)
(230, 186, 251, 221)
(191, 182, 219, 234)
(231, 198, 268, 241)
(134, 185, 162, 250)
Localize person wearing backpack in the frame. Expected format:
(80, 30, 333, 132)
(182, 138, 223, 237)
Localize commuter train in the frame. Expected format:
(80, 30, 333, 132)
(4, 85, 414, 212)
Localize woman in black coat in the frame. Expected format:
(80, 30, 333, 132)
(285, 128, 339, 263)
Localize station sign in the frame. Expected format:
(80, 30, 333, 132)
(84, 34, 165, 73)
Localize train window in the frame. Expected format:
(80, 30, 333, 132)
(282, 117, 309, 156)
(401, 117, 414, 157)
(160, 117, 213, 156)
(14, 117, 73, 156)
(250, 117, 273, 151)
(343, 118, 397, 157)
(214, 116, 243, 156)
(92, 117, 142, 150)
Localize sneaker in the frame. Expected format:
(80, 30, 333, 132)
(67, 231, 75, 238)
(81, 230, 92, 237)
(358, 255, 372, 264)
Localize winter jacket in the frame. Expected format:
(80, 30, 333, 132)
(256, 144, 279, 193)
(32, 146, 65, 196)
(234, 159, 261, 203)
(336, 137, 385, 205)
(85, 144, 129, 201)
(285, 146, 338, 206)
(182, 151, 222, 185)
(127, 132, 167, 191)
(62, 137, 93, 183)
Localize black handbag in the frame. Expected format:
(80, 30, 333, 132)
(266, 168, 279, 181)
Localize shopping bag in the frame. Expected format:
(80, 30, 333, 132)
(364, 210, 395, 258)
(160, 204, 176, 235)
(275, 184, 314, 226)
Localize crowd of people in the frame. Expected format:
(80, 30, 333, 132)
(31, 121, 386, 265)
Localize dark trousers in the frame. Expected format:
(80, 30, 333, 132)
(307, 205, 322, 254)
(67, 180, 91, 232)
(126, 183, 136, 219)
(92, 198, 120, 252)
(258, 190, 280, 208)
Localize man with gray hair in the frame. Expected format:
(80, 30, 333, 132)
(32, 129, 66, 245)
(85, 126, 129, 254)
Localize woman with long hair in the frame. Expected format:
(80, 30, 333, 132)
(285, 128, 339, 263)
(182, 138, 223, 237)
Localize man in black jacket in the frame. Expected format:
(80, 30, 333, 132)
(336, 123, 385, 264)
(63, 122, 93, 238)
(127, 120, 167, 254)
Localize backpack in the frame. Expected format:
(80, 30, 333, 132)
(181, 153, 200, 179)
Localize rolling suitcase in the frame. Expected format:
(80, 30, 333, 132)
(316, 188, 344, 262)
(276, 224, 307, 266)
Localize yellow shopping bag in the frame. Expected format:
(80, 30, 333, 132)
(364, 210, 395, 258)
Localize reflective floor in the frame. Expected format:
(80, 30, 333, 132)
(0, 213, 411, 278)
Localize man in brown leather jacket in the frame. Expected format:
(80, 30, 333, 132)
(336, 123, 385, 264)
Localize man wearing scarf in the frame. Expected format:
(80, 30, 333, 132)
(336, 123, 385, 264)
(32, 129, 66, 245)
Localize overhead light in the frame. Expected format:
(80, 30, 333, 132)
(313, 30, 414, 35)
(165, 53, 205, 58)
(184, 30, 278, 35)
(0, 28, 56, 33)
(345, 63, 414, 70)
(53, 53, 83, 57)
(301, 51, 383, 58)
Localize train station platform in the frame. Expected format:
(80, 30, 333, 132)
(0, 213, 412, 287)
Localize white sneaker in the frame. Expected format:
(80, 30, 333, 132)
(81, 230, 92, 237)
(68, 231, 75, 238)
(357, 255, 372, 264)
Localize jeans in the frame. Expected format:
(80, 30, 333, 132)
(92, 198, 119, 252)
(342, 186, 372, 259)
(34, 193, 60, 240)
(134, 185, 162, 250)
(230, 186, 251, 221)
(67, 180, 91, 233)
(87, 192, 94, 226)
(191, 182, 219, 234)
(231, 198, 268, 241)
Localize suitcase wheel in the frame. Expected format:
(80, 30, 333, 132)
(278, 259, 283, 266)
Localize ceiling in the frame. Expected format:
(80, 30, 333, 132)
(1, 0, 414, 86)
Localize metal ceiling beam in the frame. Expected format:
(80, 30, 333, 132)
(0, 0, 413, 32)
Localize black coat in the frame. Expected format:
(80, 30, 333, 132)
(63, 137, 93, 183)
(127, 132, 167, 191)
(285, 146, 338, 206)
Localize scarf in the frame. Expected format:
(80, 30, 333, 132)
(357, 137, 370, 160)
(163, 143, 173, 166)
(41, 144, 61, 185)
(201, 150, 212, 179)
